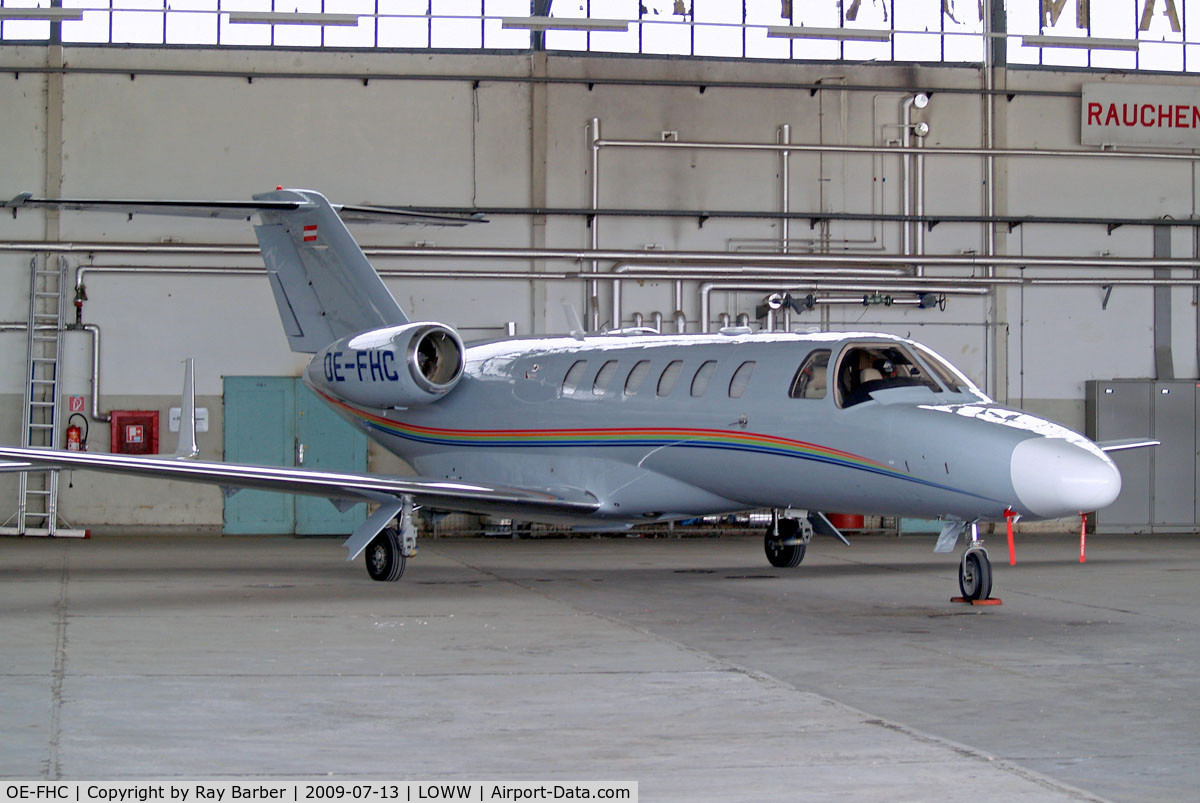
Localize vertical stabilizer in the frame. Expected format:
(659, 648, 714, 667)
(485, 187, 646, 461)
(253, 189, 408, 353)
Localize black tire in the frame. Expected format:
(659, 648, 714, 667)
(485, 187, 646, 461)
(958, 549, 992, 600)
(764, 519, 806, 569)
(365, 527, 406, 582)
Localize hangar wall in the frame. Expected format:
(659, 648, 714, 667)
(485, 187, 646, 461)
(0, 45, 1197, 528)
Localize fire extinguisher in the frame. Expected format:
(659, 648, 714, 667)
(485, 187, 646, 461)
(66, 413, 88, 452)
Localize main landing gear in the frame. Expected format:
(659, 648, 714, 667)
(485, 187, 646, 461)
(363, 496, 419, 582)
(764, 510, 812, 568)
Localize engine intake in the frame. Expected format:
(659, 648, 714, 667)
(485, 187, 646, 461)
(309, 322, 465, 408)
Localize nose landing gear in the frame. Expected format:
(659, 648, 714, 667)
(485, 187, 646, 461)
(958, 547, 993, 601)
(954, 521, 999, 605)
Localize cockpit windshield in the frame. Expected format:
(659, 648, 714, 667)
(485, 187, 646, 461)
(835, 342, 940, 408)
(911, 343, 987, 400)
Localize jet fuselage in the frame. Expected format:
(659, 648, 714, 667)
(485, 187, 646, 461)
(306, 330, 1121, 527)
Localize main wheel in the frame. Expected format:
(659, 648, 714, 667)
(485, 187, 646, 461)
(958, 549, 992, 600)
(764, 519, 806, 568)
(365, 527, 406, 582)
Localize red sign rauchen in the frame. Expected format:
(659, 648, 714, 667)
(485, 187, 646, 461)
(1082, 83, 1200, 149)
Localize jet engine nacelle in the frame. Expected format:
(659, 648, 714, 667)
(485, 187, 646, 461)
(309, 322, 465, 408)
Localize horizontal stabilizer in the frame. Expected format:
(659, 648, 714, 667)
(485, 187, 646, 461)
(0, 446, 600, 520)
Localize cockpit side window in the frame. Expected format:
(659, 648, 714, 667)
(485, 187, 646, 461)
(788, 350, 830, 399)
(835, 343, 939, 408)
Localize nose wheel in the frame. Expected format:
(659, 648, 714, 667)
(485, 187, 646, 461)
(958, 547, 993, 601)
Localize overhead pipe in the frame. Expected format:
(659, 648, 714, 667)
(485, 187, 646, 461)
(0, 241, 1193, 269)
(0, 64, 1088, 100)
(595, 137, 1200, 163)
(42, 245, 1198, 268)
(699, 282, 991, 333)
(1, 322, 109, 423)
(609, 263, 909, 329)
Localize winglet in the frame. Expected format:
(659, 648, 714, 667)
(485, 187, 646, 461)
(563, 303, 587, 340)
(1097, 438, 1160, 452)
(174, 358, 200, 460)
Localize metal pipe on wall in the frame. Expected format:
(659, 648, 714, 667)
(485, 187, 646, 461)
(779, 123, 790, 254)
(42, 245, 1200, 269)
(0, 322, 108, 423)
(699, 282, 991, 333)
(595, 137, 1200, 163)
(608, 263, 909, 328)
(589, 117, 602, 332)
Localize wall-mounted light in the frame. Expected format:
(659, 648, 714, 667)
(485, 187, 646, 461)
(502, 17, 632, 33)
(0, 9, 84, 22)
(1021, 34, 1140, 52)
(766, 26, 893, 42)
(227, 12, 362, 27)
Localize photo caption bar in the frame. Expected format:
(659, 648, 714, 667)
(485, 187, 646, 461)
(1, 783, 637, 803)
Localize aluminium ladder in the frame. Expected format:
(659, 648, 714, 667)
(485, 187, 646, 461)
(3, 256, 85, 537)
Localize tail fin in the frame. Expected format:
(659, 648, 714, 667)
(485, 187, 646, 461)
(253, 189, 408, 353)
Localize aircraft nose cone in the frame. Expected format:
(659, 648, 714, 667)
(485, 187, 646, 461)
(1010, 437, 1122, 519)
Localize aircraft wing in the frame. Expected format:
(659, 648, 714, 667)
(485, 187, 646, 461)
(5, 193, 482, 226)
(0, 446, 599, 519)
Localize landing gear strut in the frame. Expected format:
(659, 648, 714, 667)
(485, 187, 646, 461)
(764, 510, 812, 568)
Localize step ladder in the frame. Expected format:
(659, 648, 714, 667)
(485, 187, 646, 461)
(1, 256, 86, 538)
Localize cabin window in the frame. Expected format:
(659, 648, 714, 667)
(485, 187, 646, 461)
(657, 360, 683, 396)
(691, 360, 718, 397)
(625, 360, 651, 395)
(788, 350, 830, 400)
(562, 360, 587, 395)
(835, 343, 940, 408)
(593, 360, 619, 395)
(728, 361, 755, 398)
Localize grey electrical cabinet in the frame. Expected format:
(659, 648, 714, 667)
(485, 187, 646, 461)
(1085, 379, 1197, 533)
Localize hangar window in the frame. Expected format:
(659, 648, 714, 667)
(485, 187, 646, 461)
(562, 360, 587, 395)
(593, 360, 619, 395)
(625, 360, 652, 395)
(788, 350, 830, 400)
(835, 343, 940, 408)
(729, 361, 755, 398)
(657, 360, 683, 397)
(690, 360, 718, 397)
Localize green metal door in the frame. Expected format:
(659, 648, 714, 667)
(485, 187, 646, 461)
(295, 383, 367, 535)
(223, 377, 366, 535)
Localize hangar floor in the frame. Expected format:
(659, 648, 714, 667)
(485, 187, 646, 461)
(2, 532, 1196, 801)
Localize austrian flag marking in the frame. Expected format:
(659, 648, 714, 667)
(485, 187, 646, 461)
(303, 224, 318, 243)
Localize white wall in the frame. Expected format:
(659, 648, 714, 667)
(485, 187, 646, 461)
(0, 45, 1196, 526)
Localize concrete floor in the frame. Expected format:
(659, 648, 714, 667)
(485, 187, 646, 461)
(2, 532, 1197, 801)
